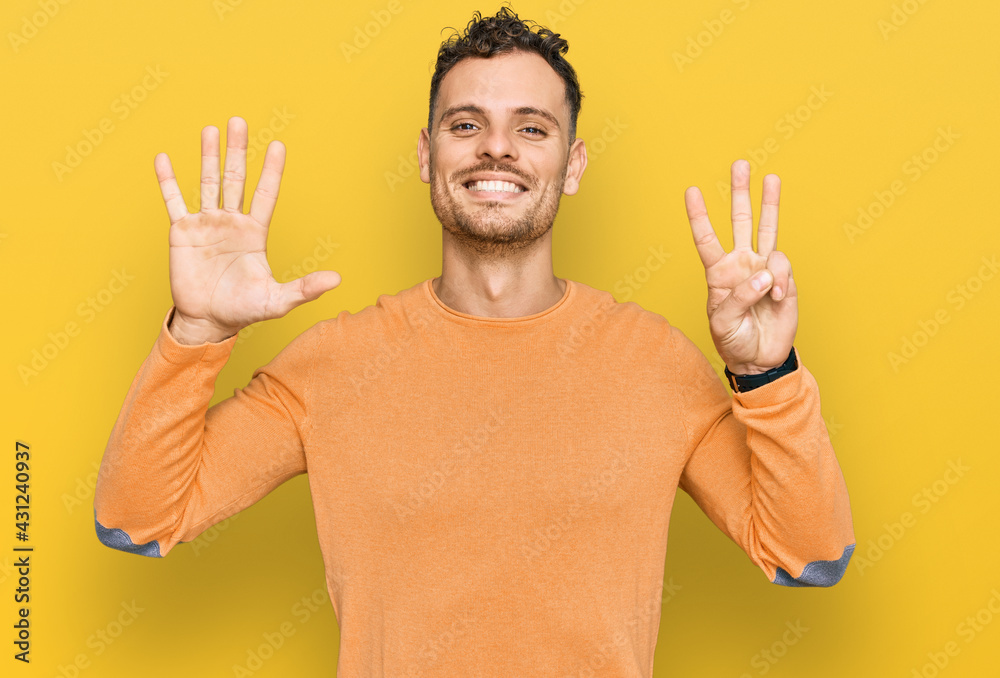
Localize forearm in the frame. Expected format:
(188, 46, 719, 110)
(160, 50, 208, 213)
(95, 306, 316, 557)
(94, 307, 242, 555)
(674, 326, 855, 586)
(729, 351, 855, 584)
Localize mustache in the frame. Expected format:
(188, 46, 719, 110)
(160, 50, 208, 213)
(455, 164, 533, 188)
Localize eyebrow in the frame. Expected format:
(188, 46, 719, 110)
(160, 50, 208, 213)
(439, 103, 561, 131)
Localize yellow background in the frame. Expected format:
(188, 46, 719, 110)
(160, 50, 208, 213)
(2, 0, 998, 675)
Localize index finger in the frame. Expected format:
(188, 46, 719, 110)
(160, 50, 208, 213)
(153, 152, 189, 225)
(248, 141, 286, 228)
(731, 159, 753, 250)
(684, 186, 725, 269)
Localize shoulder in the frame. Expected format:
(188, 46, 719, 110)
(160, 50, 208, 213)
(568, 278, 676, 339)
(299, 278, 432, 354)
(569, 279, 720, 370)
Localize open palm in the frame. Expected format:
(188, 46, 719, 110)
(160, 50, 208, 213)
(154, 116, 341, 341)
(684, 160, 797, 375)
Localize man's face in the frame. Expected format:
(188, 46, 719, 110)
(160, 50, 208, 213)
(419, 50, 586, 259)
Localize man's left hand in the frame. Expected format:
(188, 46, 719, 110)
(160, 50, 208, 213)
(683, 159, 798, 375)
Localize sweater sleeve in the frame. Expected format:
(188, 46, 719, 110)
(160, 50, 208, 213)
(93, 306, 323, 558)
(671, 324, 856, 586)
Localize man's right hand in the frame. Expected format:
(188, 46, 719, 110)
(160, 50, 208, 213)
(154, 116, 341, 345)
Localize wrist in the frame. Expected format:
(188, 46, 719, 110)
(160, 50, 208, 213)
(168, 309, 237, 346)
(725, 364, 773, 376)
(724, 347, 798, 392)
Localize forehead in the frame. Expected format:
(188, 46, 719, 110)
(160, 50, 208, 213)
(436, 50, 568, 123)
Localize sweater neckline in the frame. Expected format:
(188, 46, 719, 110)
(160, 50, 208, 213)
(423, 277, 575, 328)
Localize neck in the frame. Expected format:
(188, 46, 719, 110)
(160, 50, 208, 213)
(433, 230, 565, 318)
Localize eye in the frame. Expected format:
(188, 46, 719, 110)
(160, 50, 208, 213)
(522, 127, 546, 136)
(452, 122, 478, 131)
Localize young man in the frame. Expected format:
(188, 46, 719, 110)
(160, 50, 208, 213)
(95, 6, 855, 676)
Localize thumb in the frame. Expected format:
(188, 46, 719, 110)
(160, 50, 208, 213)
(713, 269, 772, 328)
(275, 270, 342, 316)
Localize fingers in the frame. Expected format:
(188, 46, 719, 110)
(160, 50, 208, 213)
(222, 116, 248, 212)
(200, 125, 221, 211)
(757, 174, 781, 256)
(249, 141, 286, 228)
(714, 254, 794, 332)
(716, 267, 774, 327)
(276, 270, 342, 316)
(153, 152, 189, 225)
(731, 159, 753, 250)
(766, 250, 795, 302)
(684, 186, 725, 269)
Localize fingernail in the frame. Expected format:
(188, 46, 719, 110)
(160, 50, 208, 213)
(773, 286, 782, 299)
(753, 271, 772, 291)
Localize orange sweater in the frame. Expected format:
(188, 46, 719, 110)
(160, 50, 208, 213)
(95, 277, 855, 677)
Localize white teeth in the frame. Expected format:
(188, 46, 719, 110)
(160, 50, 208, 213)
(465, 180, 524, 193)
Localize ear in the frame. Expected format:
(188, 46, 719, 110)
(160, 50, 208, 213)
(418, 128, 431, 184)
(561, 137, 588, 195)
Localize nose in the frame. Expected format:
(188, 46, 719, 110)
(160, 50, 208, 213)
(476, 123, 518, 162)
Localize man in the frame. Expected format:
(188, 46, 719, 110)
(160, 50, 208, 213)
(95, 6, 855, 676)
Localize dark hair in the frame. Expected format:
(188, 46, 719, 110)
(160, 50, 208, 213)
(428, 3, 584, 145)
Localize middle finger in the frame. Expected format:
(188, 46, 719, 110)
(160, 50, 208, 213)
(221, 116, 248, 211)
(730, 159, 753, 250)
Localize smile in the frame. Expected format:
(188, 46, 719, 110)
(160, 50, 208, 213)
(462, 180, 528, 200)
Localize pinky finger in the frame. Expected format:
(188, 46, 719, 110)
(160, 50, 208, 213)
(154, 152, 189, 225)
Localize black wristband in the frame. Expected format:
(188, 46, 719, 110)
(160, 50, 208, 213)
(724, 346, 798, 393)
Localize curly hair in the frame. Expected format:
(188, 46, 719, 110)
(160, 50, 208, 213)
(428, 3, 584, 145)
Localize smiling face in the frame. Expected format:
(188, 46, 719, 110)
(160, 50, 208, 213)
(419, 49, 586, 260)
